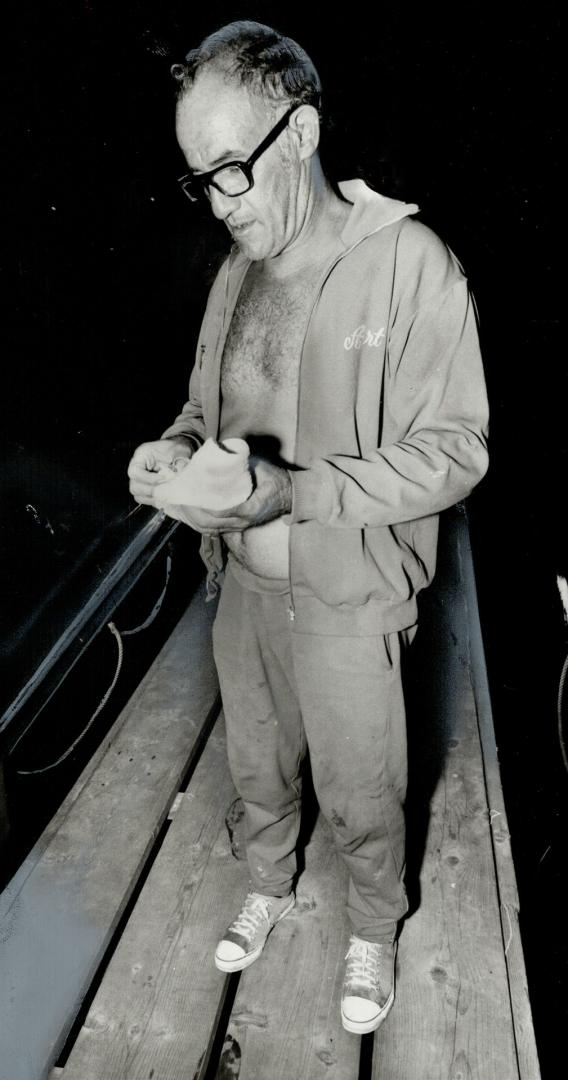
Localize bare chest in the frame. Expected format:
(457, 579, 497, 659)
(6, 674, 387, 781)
(221, 268, 320, 396)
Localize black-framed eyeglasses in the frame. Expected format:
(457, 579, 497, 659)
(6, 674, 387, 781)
(177, 105, 297, 203)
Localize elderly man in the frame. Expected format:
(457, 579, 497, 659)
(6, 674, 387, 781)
(128, 21, 488, 1034)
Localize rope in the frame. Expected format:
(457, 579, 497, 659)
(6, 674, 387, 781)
(13, 551, 173, 775)
(16, 623, 124, 775)
(557, 652, 568, 775)
(554, 576, 568, 774)
(119, 553, 172, 635)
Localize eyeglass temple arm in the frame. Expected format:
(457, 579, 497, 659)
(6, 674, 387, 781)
(246, 106, 297, 168)
(178, 105, 297, 187)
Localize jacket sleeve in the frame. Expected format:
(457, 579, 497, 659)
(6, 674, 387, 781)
(160, 346, 206, 451)
(289, 276, 489, 528)
(160, 258, 230, 447)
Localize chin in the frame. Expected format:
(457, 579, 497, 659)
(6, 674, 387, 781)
(232, 223, 278, 261)
(236, 238, 270, 261)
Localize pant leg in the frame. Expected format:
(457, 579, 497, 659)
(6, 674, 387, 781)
(212, 565, 306, 897)
(291, 628, 415, 943)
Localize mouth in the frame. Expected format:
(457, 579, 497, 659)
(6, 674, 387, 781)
(229, 221, 254, 236)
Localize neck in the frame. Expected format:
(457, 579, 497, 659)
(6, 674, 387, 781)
(262, 162, 351, 280)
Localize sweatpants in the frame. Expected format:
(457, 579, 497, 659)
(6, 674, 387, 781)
(212, 558, 416, 944)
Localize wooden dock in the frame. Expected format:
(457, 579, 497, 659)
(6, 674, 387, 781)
(0, 509, 541, 1080)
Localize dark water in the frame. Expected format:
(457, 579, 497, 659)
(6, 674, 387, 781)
(2, 5, 564, 1075)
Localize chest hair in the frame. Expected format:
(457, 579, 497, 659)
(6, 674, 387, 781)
(221, 268, 321, 394)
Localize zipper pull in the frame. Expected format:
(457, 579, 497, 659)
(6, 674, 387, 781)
(287, 606, 296, 622)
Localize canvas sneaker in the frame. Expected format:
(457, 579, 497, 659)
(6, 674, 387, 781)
(214, 891, 295, 973)
(341, 936, 397, 1034)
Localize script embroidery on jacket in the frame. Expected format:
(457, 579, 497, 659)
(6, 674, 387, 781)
(344, 325, 386, 350)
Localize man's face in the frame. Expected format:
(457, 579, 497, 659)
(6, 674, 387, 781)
(176, 69, 302, 261)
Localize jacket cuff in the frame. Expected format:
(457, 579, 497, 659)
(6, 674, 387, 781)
(289, 467, 330, 524)
(161, 431, 202, 452)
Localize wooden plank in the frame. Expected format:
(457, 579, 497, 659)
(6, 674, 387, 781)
(0, 581, 219, 1080)
(59, 713, 242, 1080)
(372, 511, 520, 1080)
(1, 578, 215, 909)
(0, 759, 8, 846)
(219, 812, 362, 1080)
(456, 512, 542, 1080)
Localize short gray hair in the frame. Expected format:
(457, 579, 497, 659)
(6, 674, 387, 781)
(171, 20, 322, 115)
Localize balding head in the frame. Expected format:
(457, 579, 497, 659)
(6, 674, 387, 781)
(171, 20, 322, 118)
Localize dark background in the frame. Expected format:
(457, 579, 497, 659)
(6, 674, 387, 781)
(1, 2, 565, 1073)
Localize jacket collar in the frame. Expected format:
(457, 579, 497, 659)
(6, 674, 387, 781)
(227, 179, 419, 274)
(337, 179, 419, 248)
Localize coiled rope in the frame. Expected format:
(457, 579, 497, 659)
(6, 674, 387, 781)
(15, 552, 172, 775)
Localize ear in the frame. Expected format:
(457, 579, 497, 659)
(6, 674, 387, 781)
(289, 105, 320, 160)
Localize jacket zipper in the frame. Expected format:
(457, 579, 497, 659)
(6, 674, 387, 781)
(286, 234, 379, 623)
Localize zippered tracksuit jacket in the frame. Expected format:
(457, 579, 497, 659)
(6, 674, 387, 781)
(162, 180, 489, 941)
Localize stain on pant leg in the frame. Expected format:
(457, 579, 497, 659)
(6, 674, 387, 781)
(225, 797, 246, 860)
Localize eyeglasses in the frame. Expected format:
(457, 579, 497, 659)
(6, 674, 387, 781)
(178, 105, 297, 203)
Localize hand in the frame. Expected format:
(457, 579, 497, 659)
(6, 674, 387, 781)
(127, 437, 195, 507)
(165, 457, 293, 536)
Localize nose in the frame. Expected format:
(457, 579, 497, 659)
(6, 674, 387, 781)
(209, 187, 239, 221)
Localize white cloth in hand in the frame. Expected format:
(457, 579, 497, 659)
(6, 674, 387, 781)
(154, 437, 253, 511)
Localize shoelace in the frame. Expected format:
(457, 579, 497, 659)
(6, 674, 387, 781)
(230, 894, 271, 941)
(344, 938, 384, 991)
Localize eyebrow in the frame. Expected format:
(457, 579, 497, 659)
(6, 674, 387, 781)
(211, 150, 241, 166)
(192, 149, 243, 173)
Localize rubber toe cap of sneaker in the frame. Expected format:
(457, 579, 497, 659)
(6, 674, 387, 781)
(342, 996, 381, 1024)
(216, 940, 246, 964)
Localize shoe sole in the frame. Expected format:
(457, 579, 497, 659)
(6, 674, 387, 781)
(341, 988, 395, 1035)
(214, 896, 295, 974)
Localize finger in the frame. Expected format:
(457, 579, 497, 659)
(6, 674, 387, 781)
(128, 447, 173, 477)
(129, 480, 159, 500)
(128, 448, 159, 472)
(128, 459, 154, 481)
(128, 459, 170, 482)
(128, 462, 169, 487)
(199, 499, 255, 524)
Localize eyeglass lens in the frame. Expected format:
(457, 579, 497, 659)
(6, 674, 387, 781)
(212, 164, 250, 196)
